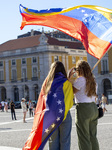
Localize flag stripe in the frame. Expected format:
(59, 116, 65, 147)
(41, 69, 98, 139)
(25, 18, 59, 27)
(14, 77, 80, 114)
(23, 89, 46, 150)
(63, 80, 74, 120)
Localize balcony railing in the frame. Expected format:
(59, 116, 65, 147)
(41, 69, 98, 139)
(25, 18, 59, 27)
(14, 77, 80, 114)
(21, 78, 28, 82)
(100, 71, 109, 75)
(0, 80, 5, 84)
(31, 77, 38, 81)
(11, 79, 17, 83)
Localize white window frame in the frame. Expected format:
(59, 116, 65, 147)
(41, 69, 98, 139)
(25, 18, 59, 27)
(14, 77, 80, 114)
(22, 58, 26, 65)
(0, 70, 4, 80)
(11, 69, 17, 80)
(32, 67, 38, 77)
(0, 61, 3, 67)
(101, 59, 108, 72)
(54, 56, 59, 61)
(22, 68, 27, 79)
(72, 56, 76, 64)
(12, 59, 16, 66)
(32, 57, 37, 64)
(80, 57, 83, 60)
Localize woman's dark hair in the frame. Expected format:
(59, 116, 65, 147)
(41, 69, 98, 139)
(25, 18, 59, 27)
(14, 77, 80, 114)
(54, 61, 67, 78)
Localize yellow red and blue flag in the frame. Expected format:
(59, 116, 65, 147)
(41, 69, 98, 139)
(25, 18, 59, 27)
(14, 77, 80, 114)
(19, 4, 112, 59)
(22, 73, 74, 150)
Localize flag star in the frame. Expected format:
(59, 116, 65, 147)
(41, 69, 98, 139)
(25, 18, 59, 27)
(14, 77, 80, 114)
(57, 100, 62, 105)
(84, 13, 89, 17)
(51, 123, 55, 128)
(45, 128, 49, 133)
(56, 117, 60, 121)
(81, 9, 85, 13)
(84, 19, 88, 22)
(53, 93, 57, 98)
(59, 108, 63, 113)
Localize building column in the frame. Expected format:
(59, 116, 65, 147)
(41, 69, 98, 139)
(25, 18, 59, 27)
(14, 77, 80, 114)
(5, 60, 10, 83)
(0, 87, 2, 101)
(29, 86, 35, 100)
(18, 85, 23, 101)
(6, 86, 13, 101)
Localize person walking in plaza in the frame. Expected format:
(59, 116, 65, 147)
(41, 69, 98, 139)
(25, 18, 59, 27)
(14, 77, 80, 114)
(4, 100, 8, 112)
(21, 98, 27, 123)
(68, 60, 99, 150)
(48, 61, 73, 150)
(28, 100, 34, 117)
(10, 100, 17, 120)
(1, 100, 5, 112)
(95, 94, 100, 107)
(101, 93, 108, 113)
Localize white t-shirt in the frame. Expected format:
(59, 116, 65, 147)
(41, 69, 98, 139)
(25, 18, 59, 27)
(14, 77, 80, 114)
(21, 102, 27, 112)
(1, 101, 5, 106)
(73, 76, 95, 103)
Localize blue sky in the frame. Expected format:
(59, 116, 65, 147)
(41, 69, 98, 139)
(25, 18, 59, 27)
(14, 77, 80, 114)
(0, 0, 112, 44)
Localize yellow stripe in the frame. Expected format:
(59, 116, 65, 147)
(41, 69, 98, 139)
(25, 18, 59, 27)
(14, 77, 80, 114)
(24, 5, 112, 22)
(63, 80, 74, 121)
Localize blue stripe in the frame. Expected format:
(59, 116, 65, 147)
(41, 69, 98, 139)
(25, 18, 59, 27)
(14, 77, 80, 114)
(61, 7, 112, 43)
(20, 4, 63, 14)
(40, 73, 66, 149)
(28, 8, 63, 14)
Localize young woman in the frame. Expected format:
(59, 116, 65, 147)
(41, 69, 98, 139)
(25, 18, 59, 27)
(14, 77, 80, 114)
(101, 93, 108, 113)
(46, 61, 73, 150)
(22, 61, 74, 150)
(10, 100, 17, 120)
(68, 60, 99, 150)
(21, 98, 27, 123)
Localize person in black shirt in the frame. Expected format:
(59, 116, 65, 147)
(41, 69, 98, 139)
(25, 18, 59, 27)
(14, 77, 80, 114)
(10, 100, 17, 120)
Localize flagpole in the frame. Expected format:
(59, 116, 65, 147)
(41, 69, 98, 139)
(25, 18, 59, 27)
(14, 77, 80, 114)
(92, 45, 112, 72)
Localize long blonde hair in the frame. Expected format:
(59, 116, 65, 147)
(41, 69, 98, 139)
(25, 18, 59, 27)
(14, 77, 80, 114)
(43, 61, 67, 95)
(76, 60, 96, 97)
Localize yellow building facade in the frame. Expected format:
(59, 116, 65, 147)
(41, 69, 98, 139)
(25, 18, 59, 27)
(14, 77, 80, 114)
(88, 46, 112, 103)
(0, 33, 87, 102)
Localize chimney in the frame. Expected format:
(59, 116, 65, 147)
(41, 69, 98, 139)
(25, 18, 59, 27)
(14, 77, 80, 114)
(42, 27, 44, 34)
(31, 29, 34, 36)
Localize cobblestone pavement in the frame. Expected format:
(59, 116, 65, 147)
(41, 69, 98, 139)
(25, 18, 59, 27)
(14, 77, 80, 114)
(0, 105, 112, 150)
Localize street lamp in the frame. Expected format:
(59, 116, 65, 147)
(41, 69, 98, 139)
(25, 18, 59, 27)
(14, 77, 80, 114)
(23, 72, 25, 98)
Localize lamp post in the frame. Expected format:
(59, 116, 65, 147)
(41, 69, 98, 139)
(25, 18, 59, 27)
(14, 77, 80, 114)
(23, 72, 25, 98)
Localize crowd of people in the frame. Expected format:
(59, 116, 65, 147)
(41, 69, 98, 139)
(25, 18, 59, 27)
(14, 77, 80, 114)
(0, 98, 36, 123)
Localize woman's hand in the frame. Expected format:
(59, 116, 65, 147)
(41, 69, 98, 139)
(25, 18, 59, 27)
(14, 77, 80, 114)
(67, 67, 76, 79)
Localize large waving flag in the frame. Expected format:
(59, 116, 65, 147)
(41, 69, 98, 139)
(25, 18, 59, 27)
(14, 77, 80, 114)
(19, 4, 112, 59)
(23, 73, 74, 150)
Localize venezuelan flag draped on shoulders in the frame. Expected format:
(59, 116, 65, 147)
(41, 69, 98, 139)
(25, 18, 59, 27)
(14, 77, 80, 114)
(19, 4, 112, 59)
(23, 73, 74, 150)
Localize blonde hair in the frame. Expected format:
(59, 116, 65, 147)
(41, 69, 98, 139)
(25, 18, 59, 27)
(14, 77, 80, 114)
(43, 61, 67, 95)
(76, 60, 96, 97)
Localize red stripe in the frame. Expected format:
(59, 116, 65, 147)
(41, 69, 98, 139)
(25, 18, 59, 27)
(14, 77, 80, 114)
(20, 13, 111, 59)
(23, 89, 46, 150)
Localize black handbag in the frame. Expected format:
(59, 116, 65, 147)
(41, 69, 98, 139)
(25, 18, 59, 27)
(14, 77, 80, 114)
(98, 107, 104, 119)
